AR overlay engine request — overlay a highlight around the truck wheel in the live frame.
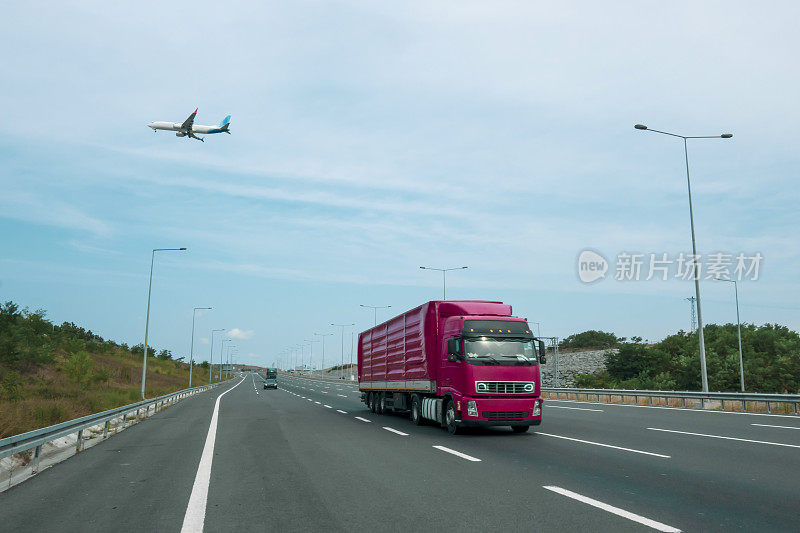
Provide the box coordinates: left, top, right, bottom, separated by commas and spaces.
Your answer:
445, 401, 459, 435
410, 396, 422, 425
512, 425, 530, 433
369, 393, 377, 413
376, 393, 385, 415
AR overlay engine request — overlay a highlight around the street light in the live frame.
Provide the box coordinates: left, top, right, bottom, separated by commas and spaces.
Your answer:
419, 266, 468, 300
221, 339, 232, 380
716, 277, 745, 392
331, 323, 355, 379
635, 124, 732, 392
532, 322, 542, 338
211, 329, 225, 382
315, 332, 333, 375
188, 307, 212, 388
304, 339, 318, 374
141, 247, 187, 399
360, 304, 391, 326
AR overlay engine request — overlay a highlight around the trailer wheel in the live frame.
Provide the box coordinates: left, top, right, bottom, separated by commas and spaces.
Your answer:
512, 425, 530, 433
376, 393, 385, 415
444, 400, 459, 435
368, 393, 377, 413
410, 396, 422, 425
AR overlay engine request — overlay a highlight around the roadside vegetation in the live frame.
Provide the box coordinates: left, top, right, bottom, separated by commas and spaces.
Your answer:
558, 330, 621, 350
573, 323, 800, 393
0, 301, 212, 438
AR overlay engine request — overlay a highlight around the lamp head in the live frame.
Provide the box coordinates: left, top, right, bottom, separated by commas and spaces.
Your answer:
721, 133, 733, 138
634, 124, 648, 130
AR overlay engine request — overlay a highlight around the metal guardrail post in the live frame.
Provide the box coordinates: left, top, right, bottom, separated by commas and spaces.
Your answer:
75, 430, 83, 453
103, 421, 109, 439
32, 445, 41, 474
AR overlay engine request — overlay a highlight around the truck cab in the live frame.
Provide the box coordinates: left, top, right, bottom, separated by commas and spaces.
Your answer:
263, 368, 278, 389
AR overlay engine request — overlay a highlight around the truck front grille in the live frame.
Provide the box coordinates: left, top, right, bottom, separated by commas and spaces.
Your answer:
475, 381, 534, 394
482, 411, 528, 420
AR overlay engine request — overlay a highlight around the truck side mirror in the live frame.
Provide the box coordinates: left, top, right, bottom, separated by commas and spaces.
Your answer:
447, 337, 462, 361
538, 340, 547, 364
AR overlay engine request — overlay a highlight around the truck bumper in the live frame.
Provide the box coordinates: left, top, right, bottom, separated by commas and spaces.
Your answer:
456, 396, 542, 426
457, 418, 541, 428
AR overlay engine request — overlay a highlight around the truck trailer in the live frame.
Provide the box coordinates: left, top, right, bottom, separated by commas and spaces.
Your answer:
359, 300, 546, 434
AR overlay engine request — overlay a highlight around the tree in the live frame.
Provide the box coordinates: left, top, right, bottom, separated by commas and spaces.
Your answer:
560, 330, 619, 350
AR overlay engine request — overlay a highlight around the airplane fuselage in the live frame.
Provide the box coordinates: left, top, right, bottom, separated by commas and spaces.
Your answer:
147, 122, 228, 135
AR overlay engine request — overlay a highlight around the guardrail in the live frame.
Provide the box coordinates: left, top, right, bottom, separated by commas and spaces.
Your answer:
0, 379, 231, 473
541, 387, 800, 415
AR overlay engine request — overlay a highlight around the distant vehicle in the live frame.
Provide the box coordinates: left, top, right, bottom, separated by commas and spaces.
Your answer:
359, 300, 546, 434
263, 368, 278, 389
147, 108, 231, 142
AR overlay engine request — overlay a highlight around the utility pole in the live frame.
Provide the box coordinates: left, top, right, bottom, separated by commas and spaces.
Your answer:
331, 323, 355, 379
315, 333, 333, 376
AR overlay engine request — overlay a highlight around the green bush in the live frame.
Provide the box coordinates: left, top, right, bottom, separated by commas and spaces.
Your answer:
560, 330, 620, 350
63, 351, 93, 385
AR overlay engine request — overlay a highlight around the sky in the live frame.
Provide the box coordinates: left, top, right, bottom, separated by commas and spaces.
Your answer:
2, 1, 799, 369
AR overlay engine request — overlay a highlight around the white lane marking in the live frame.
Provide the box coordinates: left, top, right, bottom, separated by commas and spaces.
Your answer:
548, 405, 603, 412
314, 401, 321, 405
354, 416, 372, 423
535, 432, 670, 458
307, 399, 313, 402
321, 391, 328, 394
337, 394, 347, 397
547, 398, 800, 419
336, 409, 348, 414
324, 405, 332, 408
647, 427, 800, 449
181, 378, 245, 533
383, 427, 409, 436
752, 423, 800, 430
432, 445, 481, 462
542, 486, 681, 532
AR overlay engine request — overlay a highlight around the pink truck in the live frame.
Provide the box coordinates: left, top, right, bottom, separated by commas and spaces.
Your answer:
358, 300, 546, 434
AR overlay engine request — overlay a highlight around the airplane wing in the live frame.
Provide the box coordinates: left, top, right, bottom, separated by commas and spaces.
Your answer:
181, 108, 198, 131
187, 131, 204, 142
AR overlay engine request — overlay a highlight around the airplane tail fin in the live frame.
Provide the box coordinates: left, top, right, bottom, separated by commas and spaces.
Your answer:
219, 115, 231, 131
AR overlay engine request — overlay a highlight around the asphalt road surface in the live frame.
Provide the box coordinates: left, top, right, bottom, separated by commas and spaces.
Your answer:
3, 373, 800, 532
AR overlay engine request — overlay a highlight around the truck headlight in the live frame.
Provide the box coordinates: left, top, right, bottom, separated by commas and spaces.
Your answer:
467, 401, 478, 417
476, 382, 487, 392
524, 383, 534, 392
532, 400, 541, 417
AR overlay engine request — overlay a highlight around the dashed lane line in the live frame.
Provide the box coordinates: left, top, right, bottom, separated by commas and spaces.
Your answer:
536, 432, 670, 458
542, 486, 681, 532
383, 427, 409, 436
324, 405, 332, 408
432, 445, 481, 462
647, 427, 800, 449
751, 423, 800, 430
336, 410, 348, 414
354, 417, 372, 423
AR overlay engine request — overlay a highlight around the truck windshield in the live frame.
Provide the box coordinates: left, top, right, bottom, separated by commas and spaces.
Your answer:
464, 338, 538, 366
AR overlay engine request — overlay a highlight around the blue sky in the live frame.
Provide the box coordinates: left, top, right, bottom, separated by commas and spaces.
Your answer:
2, 2, 799, 368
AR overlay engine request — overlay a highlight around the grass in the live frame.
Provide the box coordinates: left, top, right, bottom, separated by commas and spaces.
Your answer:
0, 348, 213, 438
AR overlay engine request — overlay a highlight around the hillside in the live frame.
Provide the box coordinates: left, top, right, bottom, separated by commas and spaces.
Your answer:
0, 301, 214, 438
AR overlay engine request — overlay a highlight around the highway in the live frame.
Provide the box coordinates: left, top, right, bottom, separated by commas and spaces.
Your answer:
3, 373, 800, 532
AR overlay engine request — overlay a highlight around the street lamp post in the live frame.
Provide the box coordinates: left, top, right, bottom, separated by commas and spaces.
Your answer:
635, 124, 732, 392
210, 329, 224, 383
331, 323, 355, 379
716, 278, 745, 392
304, 339, 318, 374
189, 307, 212, 388
315, 332, 333, 375
419, 266, 468, 300
140, 247, 187, 399
221, 339, 231, 381
532, 322, 542, 338
360, 304, 391, 326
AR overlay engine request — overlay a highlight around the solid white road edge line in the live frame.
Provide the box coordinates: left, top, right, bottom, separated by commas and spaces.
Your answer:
354, 417, 372, 423
383, 427, 409, 436
542, 486, 680, 532
752, 423, 800, 430
181, 377, 245, 533
547, 398, 800, 419
647, 427, 800, 448
548, 405, 604, 412
432, 445, 481, 462
536, 432, 670, 458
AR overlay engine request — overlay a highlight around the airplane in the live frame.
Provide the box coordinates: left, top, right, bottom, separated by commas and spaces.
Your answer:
147, 109, 231, 142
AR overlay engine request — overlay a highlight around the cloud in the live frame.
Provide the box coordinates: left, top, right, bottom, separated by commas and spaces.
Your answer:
227, 328, 254, 340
